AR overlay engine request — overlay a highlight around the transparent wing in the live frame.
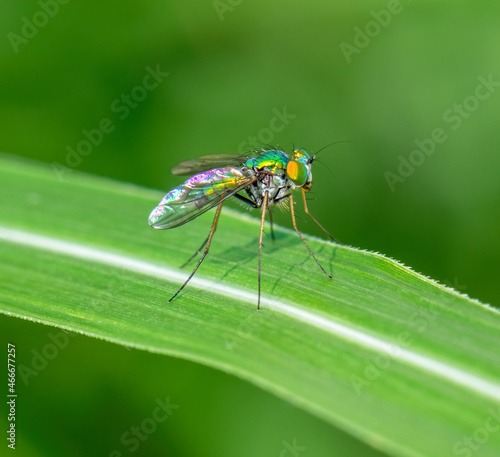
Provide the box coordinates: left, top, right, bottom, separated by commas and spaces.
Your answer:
149, 167, 256, 229
171, 154, 252, 175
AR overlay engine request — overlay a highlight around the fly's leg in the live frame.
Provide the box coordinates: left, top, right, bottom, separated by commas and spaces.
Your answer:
233, 193, 258, 208
290, 194, 332, 279
169, 203, 224, 302
235, 192, 275, 242
180, 234, 210, 268
257, 192, 269, 310
301, 188, 341, 243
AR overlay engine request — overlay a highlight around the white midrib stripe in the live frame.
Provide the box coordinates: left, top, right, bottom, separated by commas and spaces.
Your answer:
1, 226, 499, 401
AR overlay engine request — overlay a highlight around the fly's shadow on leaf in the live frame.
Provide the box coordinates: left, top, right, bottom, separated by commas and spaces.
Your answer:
211, 231, 338, 287
214, 239, 258, 282
269, 242, 338, 295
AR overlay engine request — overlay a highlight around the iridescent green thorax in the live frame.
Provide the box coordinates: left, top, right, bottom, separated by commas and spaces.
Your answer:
244, 150, 290, 174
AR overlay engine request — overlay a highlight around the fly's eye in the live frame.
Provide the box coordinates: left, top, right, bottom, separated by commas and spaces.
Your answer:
287, 160, 308, 187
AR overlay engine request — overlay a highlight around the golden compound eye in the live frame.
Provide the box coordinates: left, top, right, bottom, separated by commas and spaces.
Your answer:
287, 160, 308, 187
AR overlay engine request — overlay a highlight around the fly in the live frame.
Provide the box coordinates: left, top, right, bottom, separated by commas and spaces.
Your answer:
148, 148, 336, 309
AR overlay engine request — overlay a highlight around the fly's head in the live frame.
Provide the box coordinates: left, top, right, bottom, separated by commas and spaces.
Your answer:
287, 148, 314, 191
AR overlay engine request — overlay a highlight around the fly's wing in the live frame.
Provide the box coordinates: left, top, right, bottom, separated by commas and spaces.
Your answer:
171, 154, 252, 175
149, 167, 256, 229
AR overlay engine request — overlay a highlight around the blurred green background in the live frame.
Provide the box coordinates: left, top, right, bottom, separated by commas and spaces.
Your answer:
1, 0, 499, 456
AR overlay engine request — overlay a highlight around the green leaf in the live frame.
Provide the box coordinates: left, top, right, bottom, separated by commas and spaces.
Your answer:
1, 153, 499, 457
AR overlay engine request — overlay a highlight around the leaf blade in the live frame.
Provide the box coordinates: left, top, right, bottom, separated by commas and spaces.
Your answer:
1, 153, 500, 457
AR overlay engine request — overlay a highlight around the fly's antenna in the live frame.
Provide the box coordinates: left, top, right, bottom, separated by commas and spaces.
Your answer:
308, 140, 354, 164
309, 140, 353, 195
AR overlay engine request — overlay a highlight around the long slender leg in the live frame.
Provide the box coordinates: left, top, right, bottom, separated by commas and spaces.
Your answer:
302, 189, 341, 243
180, 234, 209, 268
257, 192, 269, 310
290, 194, 332, 279
169, 203, 224, 302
